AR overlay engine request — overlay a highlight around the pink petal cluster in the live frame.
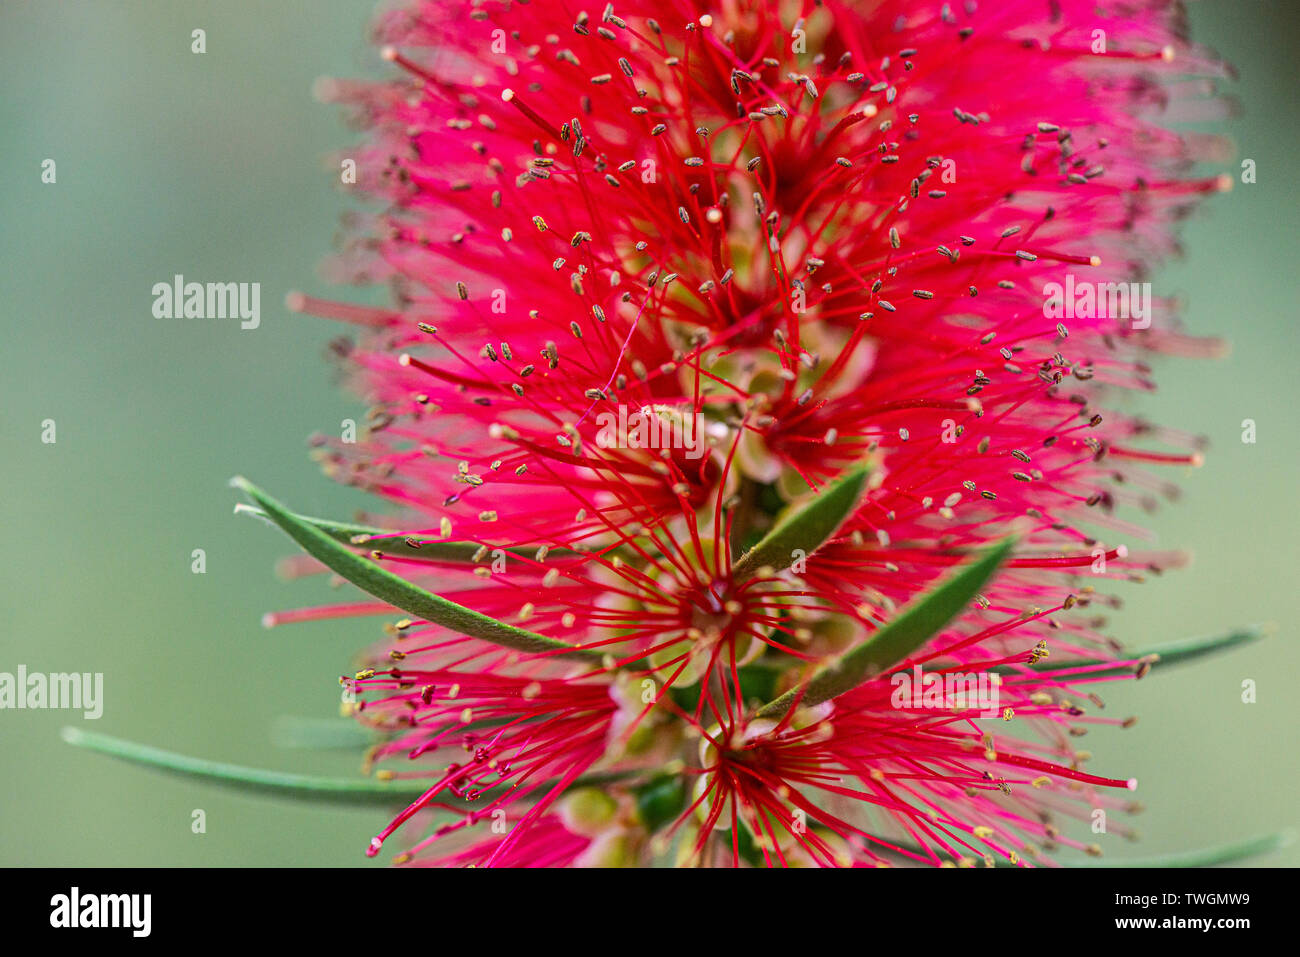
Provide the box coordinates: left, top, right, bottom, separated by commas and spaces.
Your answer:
282, 0, 1230, 866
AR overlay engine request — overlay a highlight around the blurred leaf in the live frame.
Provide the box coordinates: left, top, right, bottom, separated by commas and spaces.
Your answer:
634, 775, 688, 832
1005, 624, 1271, 679
718, 824, 765, 867
876, 830, 1293, 868
1070, 831, 1294, 868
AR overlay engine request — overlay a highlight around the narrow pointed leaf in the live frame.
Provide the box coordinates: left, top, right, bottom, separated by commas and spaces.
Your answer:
1001, 624, 1270, 679
872, 831, 1293, 868
729, 466, 869, 582
235, 503, 589, 563
756, 539, 1014, 718
62, 727, 434, 805
63, 727, 638, 808
232, 477, 599, 661
1070, 831, 1293, 868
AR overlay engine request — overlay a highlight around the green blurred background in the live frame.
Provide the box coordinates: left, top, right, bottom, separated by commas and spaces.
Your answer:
1, 1, 1295, 866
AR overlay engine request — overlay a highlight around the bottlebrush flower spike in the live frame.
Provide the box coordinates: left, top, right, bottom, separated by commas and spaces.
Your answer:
259, 0, 1243, 866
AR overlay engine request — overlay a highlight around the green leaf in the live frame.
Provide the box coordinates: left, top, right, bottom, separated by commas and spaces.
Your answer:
755, 539, 1014, 719
634, 774, 688, 833
62, 726, 434, 805
231, 477, 600, 662
63, 726, 637, 807
872, 831, 1293, 868
235, 503, 589, 563
1070, 831, 1294, 868
1003, 624, 1270, 679
729, 465, 869, 582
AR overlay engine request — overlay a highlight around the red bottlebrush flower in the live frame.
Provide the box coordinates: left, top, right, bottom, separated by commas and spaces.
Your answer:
271, 0, 1233, 866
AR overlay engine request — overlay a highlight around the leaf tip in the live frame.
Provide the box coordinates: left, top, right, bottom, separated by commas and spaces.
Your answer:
839, 462, 870, 492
